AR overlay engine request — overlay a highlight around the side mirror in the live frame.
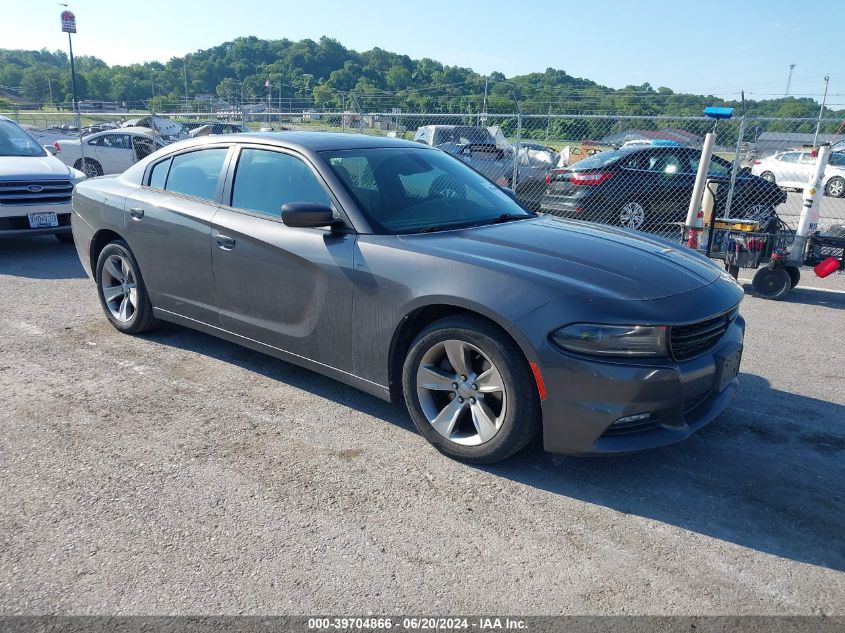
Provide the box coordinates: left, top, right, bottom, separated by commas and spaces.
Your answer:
44, 145, 58, 156
502, 187, 517, 199
281, 202, 335, 228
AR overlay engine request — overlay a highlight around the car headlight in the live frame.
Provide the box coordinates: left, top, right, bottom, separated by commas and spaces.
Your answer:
69, 167, 86, 185
550, 323, 668, 357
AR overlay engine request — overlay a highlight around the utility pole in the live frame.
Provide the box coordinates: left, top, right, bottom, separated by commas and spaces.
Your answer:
785, 63, 796, 96
47, 77, 54, 109
813, 75, 830, 148
482, 76, 488, 124
183, 58, 189, 113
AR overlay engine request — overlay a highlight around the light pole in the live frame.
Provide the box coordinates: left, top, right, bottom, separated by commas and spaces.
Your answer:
60, 6, 85, 171
785, 63, 796, 96
813, 75, 830, 148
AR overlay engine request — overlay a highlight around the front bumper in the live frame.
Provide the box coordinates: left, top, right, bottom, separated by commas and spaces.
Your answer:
513, 295, 745, 455
0, 202, 73, 237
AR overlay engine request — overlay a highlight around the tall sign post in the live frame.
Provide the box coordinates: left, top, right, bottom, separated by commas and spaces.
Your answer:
61, 9, 86, 173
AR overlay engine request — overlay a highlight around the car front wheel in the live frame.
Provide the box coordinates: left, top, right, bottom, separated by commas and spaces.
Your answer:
402, 315, 539, 463
825, 176, 845, 198
95, 240, 158, 334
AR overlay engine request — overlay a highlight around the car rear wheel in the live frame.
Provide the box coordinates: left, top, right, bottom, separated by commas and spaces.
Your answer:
825, 176, 845, 198
618, 201, 648, 230
75, 158, 103, 178
760, 171, 776, 184
402, 315, 539, 463
95, 240, 158, 334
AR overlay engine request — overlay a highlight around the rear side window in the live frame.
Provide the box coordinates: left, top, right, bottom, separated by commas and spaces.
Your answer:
231, 149, 331, 218
148, 157, 171, 189
165, 149, 228, 202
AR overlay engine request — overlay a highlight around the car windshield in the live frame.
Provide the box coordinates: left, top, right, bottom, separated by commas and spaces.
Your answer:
0, 119, 47, 157
321, 147, 534, 234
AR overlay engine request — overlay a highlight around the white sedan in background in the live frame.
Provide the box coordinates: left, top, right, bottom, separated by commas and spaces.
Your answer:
751, 150, 845, 198
52, 128, 165, 177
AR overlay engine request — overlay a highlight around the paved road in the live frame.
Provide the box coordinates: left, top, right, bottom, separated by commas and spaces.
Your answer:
1, 237, 843, 615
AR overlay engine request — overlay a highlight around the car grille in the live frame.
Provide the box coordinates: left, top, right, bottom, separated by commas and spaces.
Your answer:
0, 180, 73, 206
669, 310, 734, 361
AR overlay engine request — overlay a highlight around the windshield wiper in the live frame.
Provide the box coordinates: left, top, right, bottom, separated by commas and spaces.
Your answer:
406, 214, 530, 234
483, 213, 531, 225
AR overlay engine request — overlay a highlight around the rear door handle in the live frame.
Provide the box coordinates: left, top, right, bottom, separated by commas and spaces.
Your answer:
129, 207, 144, 220
216, 235, 236, 250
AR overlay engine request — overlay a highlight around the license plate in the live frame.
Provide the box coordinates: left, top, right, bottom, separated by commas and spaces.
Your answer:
28, 212, 59, 228
717, 350, 742, 392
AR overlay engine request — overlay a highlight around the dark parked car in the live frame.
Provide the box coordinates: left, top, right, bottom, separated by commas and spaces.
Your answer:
541, 146, 788, 230
72, 132, 745, 463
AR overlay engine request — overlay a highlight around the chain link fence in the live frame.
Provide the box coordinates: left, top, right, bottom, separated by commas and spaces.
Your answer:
6, 109, 844, 240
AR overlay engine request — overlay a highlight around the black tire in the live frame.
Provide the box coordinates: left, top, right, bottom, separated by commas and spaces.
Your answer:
55, 232, 74, 244
751, 267, 792, 300
786, 266, 801, 288
401, 315, 540, 464
95, 240, 158, 334
825, 176, 845, 199
760, 171, 776, 184
75, 158, 103, 178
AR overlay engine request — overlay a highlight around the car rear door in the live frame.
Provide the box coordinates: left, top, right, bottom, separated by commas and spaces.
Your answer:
123, 145, 232, 325
91, 133, 135, 173
210, 145, 355, 371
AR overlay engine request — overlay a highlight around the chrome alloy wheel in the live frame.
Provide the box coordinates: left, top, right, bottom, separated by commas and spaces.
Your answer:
100, 254, 137, 322
619, 202, 645, 229
415, 339, 507, 446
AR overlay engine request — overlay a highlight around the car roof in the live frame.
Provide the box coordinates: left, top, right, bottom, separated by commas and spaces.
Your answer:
168, 131, 428, 152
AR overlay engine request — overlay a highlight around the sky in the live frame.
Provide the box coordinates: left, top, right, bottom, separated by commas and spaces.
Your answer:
3, 0, 844, 105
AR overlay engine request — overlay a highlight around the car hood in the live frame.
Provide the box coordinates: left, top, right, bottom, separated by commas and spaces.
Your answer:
0, 154, 74, 181
398, 215, 724, 301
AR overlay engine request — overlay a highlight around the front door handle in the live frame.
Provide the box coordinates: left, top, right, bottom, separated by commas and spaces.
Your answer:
129, 207, 144, 220
216, 235, 236, 250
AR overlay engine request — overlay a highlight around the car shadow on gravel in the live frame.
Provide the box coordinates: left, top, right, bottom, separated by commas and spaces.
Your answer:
0, 236, 87, 279
482, 372, 845, 572
138, 321, 845, 572
141, 322, 416, 434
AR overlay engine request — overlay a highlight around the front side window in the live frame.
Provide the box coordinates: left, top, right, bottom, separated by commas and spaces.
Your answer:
231, 148, 332, 218
164, 148, 228, 201
322, 147, 533, 234
779, 152, 799, 163
690, 156, 731, 176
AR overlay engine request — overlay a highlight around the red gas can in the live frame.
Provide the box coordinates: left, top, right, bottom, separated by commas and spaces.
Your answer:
814, 256, 841, 278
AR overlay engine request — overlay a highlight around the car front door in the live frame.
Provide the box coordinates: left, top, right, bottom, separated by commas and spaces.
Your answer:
90, 133, 135, 173
646, 148, 697, 222
210, 145, 355, 371
123, 146, 232, 325
774, 151, 803, 188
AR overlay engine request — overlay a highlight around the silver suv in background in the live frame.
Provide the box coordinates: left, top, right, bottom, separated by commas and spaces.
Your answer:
0, 116, 85, 242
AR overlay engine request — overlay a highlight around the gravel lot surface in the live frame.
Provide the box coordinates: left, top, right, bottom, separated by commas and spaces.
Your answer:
1, 236, 843, 615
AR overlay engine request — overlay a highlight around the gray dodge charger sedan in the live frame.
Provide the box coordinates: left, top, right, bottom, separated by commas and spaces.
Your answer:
71, 132, 745, 463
